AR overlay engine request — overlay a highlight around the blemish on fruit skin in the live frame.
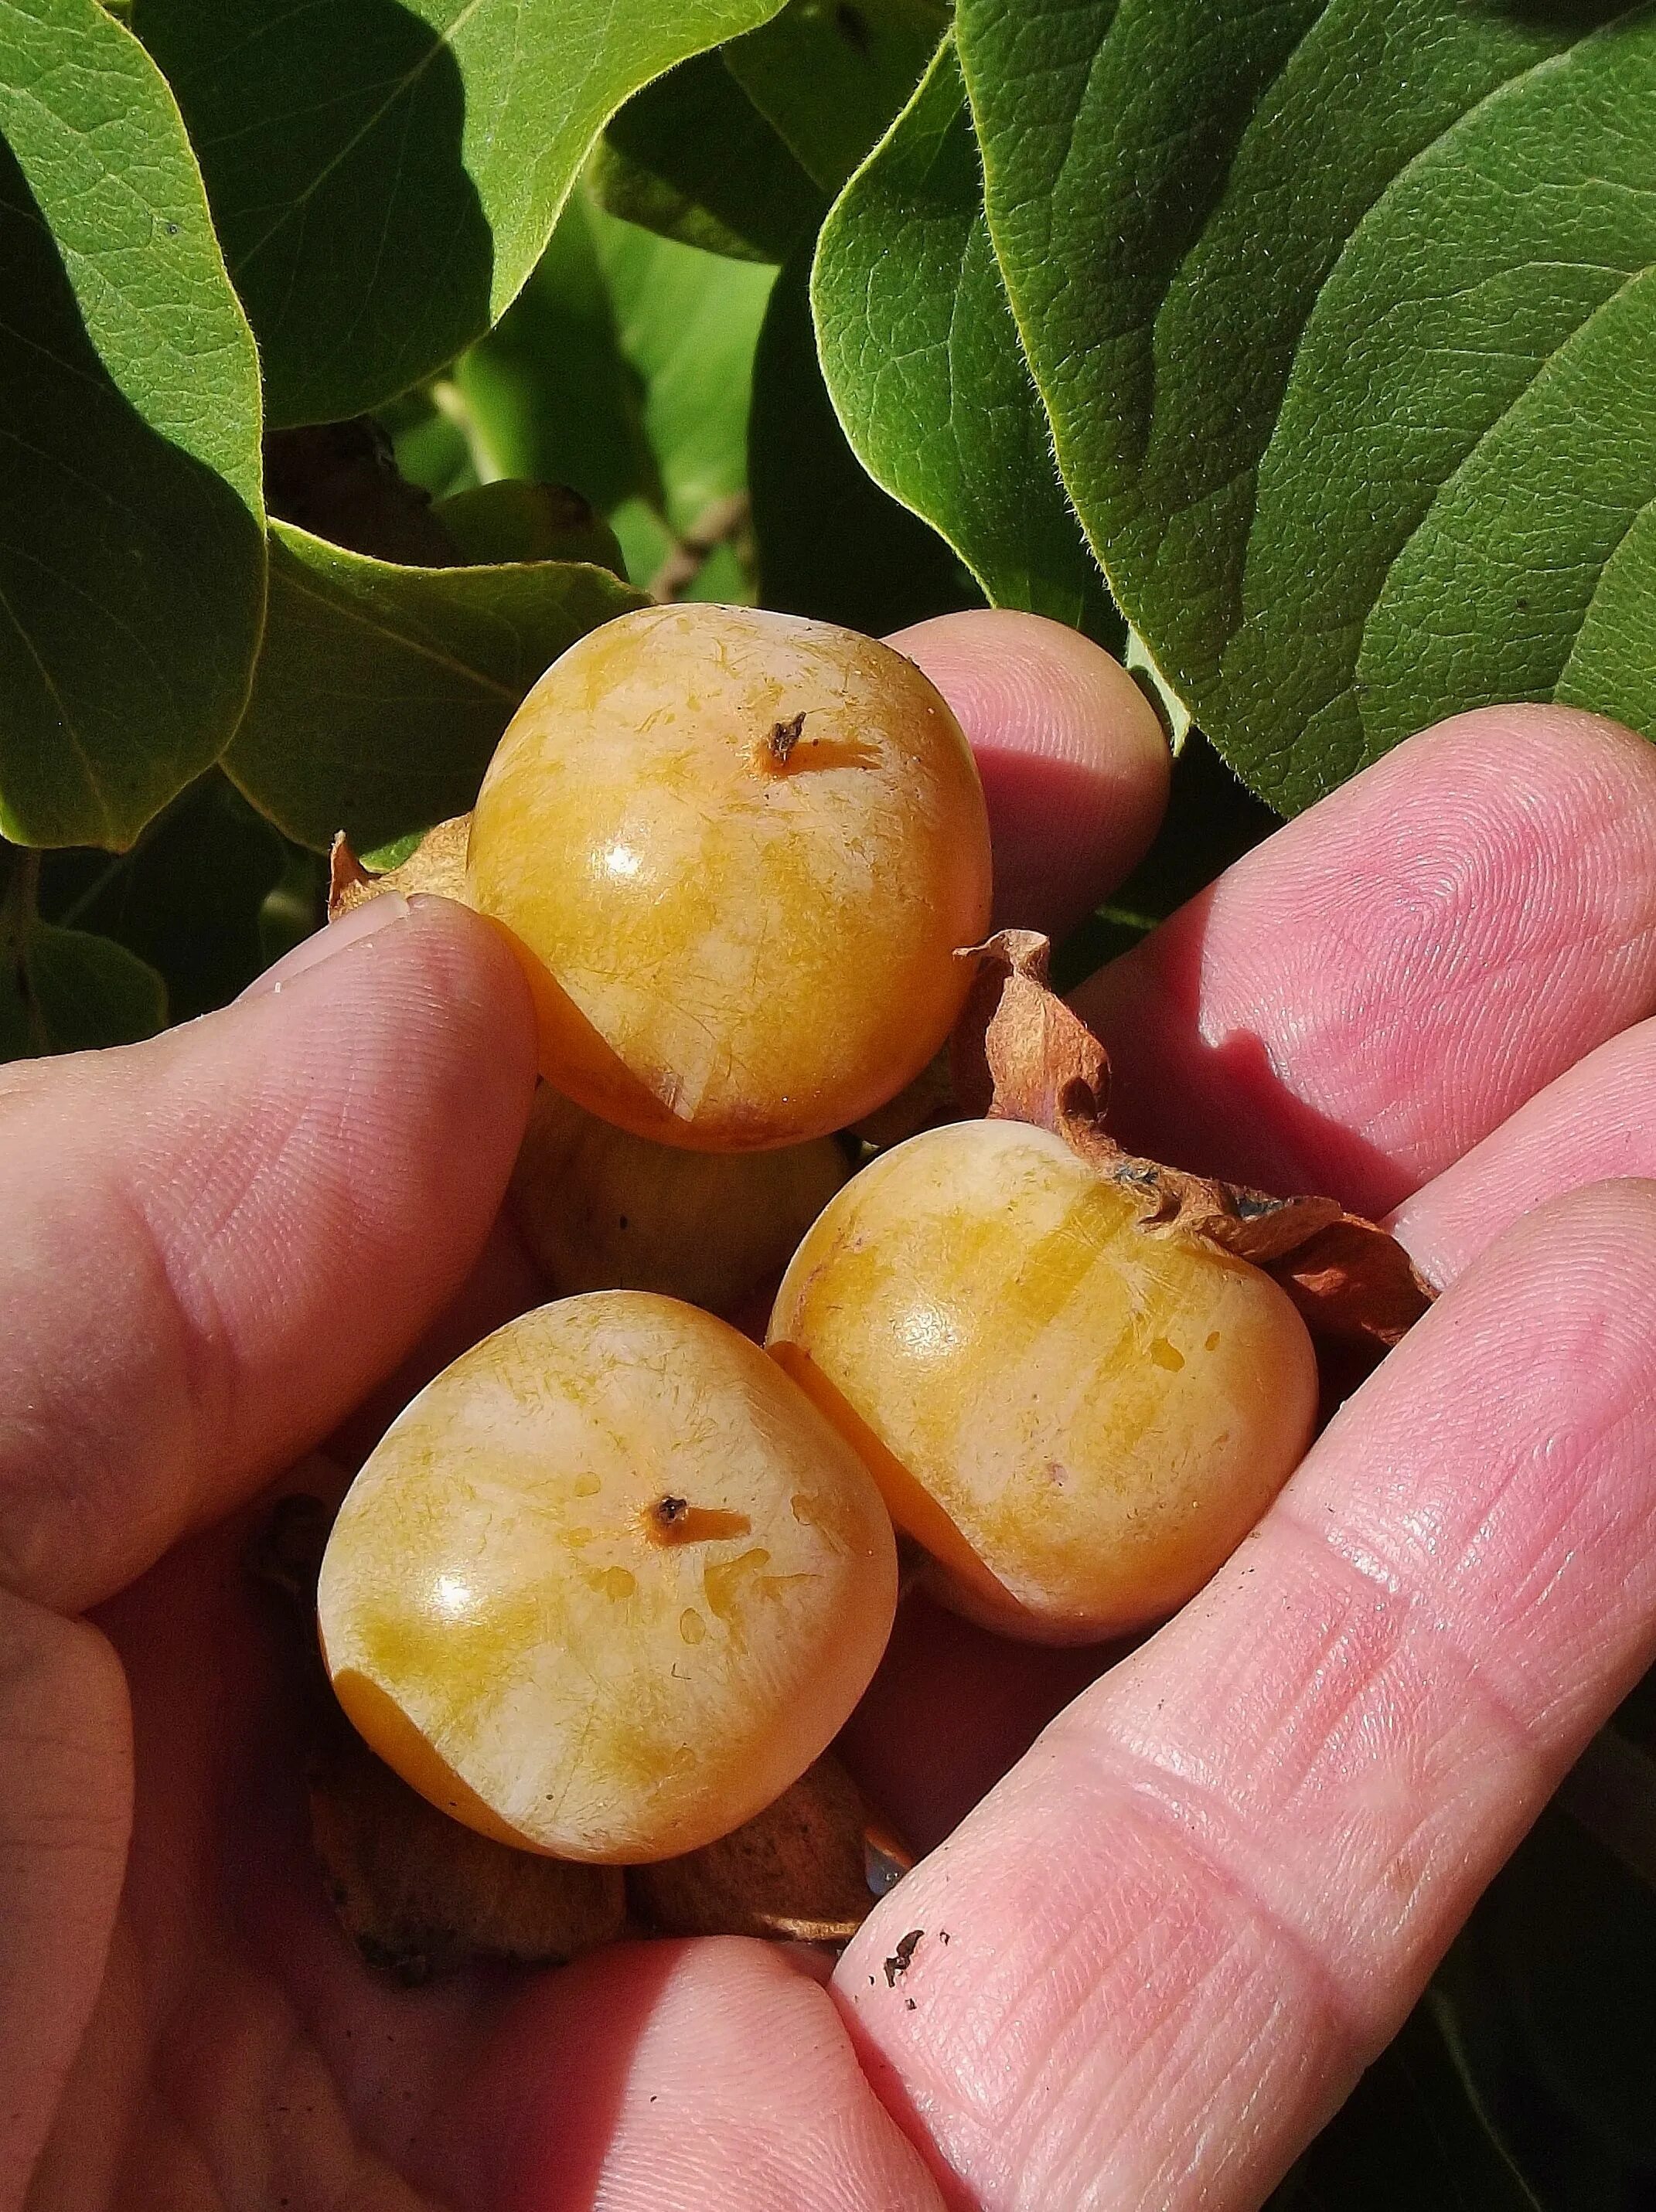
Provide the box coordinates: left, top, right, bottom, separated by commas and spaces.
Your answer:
703, 1549, 773, 1649
589, 1566, 637, 1601
680, 1608, 706, 1645
1205, 1332, 1222, 1353
1150, 1337, 1185, 1372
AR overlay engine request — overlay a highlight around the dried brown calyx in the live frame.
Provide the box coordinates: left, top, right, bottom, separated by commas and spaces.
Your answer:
329, 814, 472, 920
958, 931, 1434, 1354
629, 1752, 913, 1943
248, 1496, 911, 1980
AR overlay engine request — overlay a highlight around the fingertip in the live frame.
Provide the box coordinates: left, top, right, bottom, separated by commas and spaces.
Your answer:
888, 610, 1170, 941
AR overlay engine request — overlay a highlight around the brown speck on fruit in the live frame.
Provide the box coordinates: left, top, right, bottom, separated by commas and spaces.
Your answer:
646, 1499, 754, 1547
884, 1928, 923, 1986
752, 714, 878, 777
766, 712, 806, 765
905, 1996, 917, 2010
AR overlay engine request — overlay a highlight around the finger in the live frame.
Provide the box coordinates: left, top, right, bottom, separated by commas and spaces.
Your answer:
835, 1181, 1656, 2212
0, 1591, 130, 2207
0, 896, 536, 1614
1078, 706, 1656, 1215
1392, 1014, 1656, 1287
417, 1940, 946, 2212
889, 610, 1170, 944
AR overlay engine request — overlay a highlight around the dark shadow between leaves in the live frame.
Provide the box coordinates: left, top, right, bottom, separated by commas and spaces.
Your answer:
1463, 0, 1638, 27
749, 250, 984, 635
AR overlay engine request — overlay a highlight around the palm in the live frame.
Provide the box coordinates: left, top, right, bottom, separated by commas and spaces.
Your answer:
9, 617, 1656, 2212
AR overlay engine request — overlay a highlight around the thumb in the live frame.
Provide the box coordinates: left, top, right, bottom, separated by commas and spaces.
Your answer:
0, 895, 536, 1613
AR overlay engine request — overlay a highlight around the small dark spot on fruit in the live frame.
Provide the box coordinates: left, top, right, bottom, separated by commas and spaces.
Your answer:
618, 1214, 629, 1230
905, 1996, 917, 2010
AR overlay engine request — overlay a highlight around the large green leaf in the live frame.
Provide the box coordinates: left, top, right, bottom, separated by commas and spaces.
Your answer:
0, 0, 264, 849
750, 250, 981, 634
137, 0, 789, 426
958, 0, 1656, 812
589, 49, 823, 264
813, 37, 1117, 641
727, 0, 948, 192
452, 195, 774, 597
224, 522, 643, 850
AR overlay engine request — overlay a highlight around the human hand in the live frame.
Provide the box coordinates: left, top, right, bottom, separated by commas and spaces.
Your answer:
5, 611, 1654, 2210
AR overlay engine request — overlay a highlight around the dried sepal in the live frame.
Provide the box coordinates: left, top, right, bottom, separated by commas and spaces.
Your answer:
328, 813, 472, 921
628, 1753, 911, 1945
962, 932, 1433, 1351
308, 1724, 625, 1984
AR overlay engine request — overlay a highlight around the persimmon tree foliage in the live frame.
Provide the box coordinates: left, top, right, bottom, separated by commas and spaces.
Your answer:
2, 0, 1654, 2193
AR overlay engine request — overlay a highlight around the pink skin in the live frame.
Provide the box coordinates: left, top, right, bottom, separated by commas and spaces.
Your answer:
3, 607, 1656, 2210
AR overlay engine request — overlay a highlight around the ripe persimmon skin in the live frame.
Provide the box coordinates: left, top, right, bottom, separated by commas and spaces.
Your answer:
466, 604, 993, 1152
510, 1082, 850, 1315
317, 1294, 898, 1863
768, 1120, 1320, 1644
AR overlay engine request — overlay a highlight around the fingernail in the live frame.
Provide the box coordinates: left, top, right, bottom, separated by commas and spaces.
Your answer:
240, 891, 412, 1001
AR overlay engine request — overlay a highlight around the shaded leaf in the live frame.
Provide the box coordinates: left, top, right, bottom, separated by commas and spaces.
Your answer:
814, 36, 1119, 642
0, 0, 264, 849
138, 0, 790, 425
1269, 1999, 1545, 2210
435, 482, 625, 576
727, 0, 948, 192
1484, 1807, 1656, 2173
2, 891, 167, 1060
750, 248, 981, 632
957, 0, 1656, 812
39, 774, 288, 1019
590, 48, 823, 264
224, 522, 643, 851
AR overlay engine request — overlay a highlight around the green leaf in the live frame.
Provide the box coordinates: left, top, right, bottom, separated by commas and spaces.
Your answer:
750, 247, 983, 633
0, 0, 265, 849
813, 36, 1118, 643
590, 49, 823, 264
136, 0, 789, 427
1, 905, 167, 1060
39, 773, 288, 1019
435, 482, 626, 576
224, 520, 644, 850
958, 0, 1656, 812
454, 194, 774, 595
727, 0, 948, 192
